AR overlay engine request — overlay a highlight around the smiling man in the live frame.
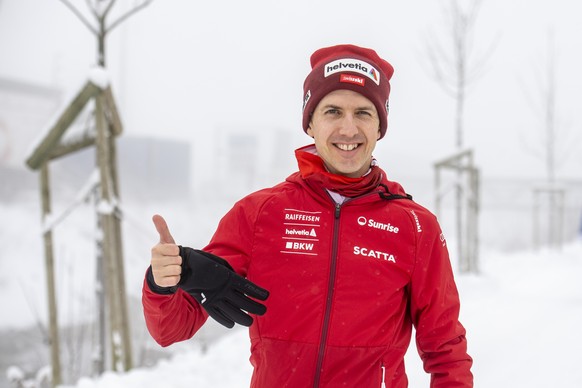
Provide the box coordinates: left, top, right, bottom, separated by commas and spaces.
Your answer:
307, 89, 381, 177
143, 44, 473, 387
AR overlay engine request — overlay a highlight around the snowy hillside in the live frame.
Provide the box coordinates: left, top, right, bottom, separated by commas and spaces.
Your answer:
53, 242, 582, 388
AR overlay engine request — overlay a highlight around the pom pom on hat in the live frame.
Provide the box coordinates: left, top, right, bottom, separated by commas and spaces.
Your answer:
302, 44, 394, 139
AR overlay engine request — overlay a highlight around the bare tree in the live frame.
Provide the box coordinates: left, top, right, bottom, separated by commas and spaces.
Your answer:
424, 0, 493, 150
519, 30, 577, 186
55, 0, 152, 379
541, 30, 558, 186
58, 0, 153, 66
521, 30, 578, 249
424, 0, 494, 273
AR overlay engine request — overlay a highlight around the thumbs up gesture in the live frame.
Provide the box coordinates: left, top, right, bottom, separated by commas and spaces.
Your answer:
149, 214, 270, 328
150, 214, 182, 287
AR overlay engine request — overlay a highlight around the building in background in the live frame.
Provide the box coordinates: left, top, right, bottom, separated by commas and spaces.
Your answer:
0, 75, 191, 202
0, 76, 62, 199
209, 125, 303, 202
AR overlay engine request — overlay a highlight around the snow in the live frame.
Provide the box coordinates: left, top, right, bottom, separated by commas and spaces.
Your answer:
64, 331, 253, 388
6, 366, 24, 382
96, 198, 116, 215
1, 192, 581, 387
23, 67, 109, 164
6, 365, 50, 388
87, 67, 110, 90
58, 242, 582, 388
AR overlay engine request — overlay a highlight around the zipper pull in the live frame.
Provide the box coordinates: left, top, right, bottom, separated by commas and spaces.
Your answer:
334, 203, 341, 219
381, 365, 386, 388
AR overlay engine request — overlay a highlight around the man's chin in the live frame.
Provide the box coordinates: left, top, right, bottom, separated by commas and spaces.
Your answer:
334, 168, 363, 178
325, 159, 367, 178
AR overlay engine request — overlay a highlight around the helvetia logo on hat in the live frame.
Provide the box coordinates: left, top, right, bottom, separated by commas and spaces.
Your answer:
324, 58, 381, 85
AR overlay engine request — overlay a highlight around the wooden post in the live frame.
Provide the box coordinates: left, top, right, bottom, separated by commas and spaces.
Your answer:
434, 149, 480, 273
548, 189, 556, 248
40, 164, 62, 387
467, 167, 479, 273
456, 160, 465, 272
105, 95, 133, 371
26, 71, 132, 378
557, 190, 565, 250
434, 165, 441, 219
44, 0, 152, 374
93, 186, 106, 375
532, 186, 565, 250
95, 92, 132, 371
25, 82, 101, 170
26, 64, 133, 382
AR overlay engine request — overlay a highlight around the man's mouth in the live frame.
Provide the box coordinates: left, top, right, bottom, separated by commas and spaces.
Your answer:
335, 143, 360, 151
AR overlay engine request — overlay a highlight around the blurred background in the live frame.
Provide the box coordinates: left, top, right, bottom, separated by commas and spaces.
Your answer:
1, 0, 581, 387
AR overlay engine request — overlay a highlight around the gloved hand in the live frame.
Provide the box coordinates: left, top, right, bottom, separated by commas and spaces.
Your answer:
178, 246, 269, 329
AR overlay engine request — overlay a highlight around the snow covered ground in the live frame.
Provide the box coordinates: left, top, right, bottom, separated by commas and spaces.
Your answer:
61, 242, 582, 388
2, 195, 581, 387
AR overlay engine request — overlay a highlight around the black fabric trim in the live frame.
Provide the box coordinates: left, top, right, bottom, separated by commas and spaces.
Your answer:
146, 266, 177, 295
378, 183, 413, 201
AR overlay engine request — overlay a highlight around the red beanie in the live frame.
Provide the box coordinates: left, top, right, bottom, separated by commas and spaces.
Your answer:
302, 44, 394, 139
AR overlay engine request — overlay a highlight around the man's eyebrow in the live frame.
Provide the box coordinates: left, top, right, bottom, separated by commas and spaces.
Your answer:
320, 104, 341, 110
320, 104, 375, 110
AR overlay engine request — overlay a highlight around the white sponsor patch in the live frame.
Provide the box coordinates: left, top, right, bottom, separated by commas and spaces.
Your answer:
285, 228, 317, 237
285, 241, 314, 251
354, 246, 396, 263
324, 58, 380, 85
281, 209, 322, 256
410, 210, 422, 233
357, 216, 399, 234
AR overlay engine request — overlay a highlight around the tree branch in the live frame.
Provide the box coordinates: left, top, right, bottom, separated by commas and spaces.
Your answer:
58, 0, 98, 35
85, 0, 100, 20
106, 0, 153, 33
102, 0, 117, 20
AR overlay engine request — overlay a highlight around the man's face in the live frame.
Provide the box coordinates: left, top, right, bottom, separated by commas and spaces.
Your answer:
307, 89, 381, 178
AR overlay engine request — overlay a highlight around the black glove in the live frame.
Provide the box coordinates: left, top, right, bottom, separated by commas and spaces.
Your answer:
177, 246, 269, 329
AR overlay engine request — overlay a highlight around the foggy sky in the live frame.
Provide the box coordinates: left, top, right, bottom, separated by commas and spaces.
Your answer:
1, 0, 581, 189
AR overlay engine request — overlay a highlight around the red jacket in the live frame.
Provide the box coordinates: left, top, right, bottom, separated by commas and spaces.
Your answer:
143, 150, 473, 388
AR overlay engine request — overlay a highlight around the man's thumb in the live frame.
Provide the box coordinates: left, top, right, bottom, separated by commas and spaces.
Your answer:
152, 214, 176, 244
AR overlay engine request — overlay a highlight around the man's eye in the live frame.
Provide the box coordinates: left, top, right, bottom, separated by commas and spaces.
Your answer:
325, 109, 340, 115
357, 110, 372, 116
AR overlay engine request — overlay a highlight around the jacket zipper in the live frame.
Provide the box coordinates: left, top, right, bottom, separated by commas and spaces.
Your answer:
312, 190, 384, 387
313, 202, 342, 388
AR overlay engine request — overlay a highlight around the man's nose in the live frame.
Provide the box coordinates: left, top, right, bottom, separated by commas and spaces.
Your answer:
338, 114, 358, 137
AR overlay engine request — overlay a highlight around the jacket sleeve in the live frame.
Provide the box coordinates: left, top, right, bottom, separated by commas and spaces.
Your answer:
142, 268, 208, 347
202, 197, 258, 276
142, 196, 260, 347
142, 192, 263, 346
408, 211, 473, 387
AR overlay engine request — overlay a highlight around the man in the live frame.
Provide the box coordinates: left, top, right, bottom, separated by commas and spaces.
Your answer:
143, 44, 473, 387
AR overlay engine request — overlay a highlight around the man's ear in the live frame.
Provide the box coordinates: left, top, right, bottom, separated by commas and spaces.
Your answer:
307, 125, 315, 138
377, 128, 381, 140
